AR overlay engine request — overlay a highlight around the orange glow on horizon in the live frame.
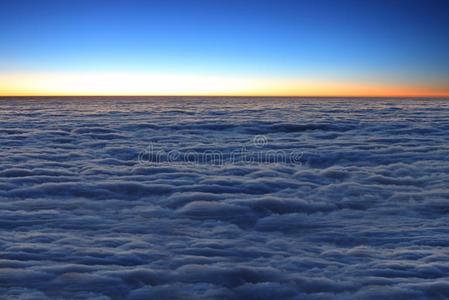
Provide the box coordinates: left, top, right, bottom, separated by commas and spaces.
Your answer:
1, 72, 448, 98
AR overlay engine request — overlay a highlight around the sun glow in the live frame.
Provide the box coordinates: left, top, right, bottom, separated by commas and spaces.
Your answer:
1, 72, 448, 97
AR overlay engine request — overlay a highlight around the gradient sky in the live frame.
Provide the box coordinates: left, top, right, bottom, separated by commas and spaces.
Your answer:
1, 0, 449, 96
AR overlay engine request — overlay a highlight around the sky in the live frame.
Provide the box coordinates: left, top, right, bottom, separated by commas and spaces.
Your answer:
0, 0, 448, 96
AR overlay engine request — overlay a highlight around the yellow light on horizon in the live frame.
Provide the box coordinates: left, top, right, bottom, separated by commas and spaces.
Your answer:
1, 72, 448, 97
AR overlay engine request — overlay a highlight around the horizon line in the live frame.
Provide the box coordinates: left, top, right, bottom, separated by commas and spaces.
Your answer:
1, 95, 449, 98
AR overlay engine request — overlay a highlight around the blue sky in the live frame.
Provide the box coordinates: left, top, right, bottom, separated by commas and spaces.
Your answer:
1, 0, 448, 95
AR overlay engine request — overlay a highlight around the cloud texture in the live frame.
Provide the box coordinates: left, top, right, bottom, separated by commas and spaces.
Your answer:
1, 97, 449, 299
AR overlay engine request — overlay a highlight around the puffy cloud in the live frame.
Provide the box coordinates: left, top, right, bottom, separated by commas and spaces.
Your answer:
1, 97, 449, 299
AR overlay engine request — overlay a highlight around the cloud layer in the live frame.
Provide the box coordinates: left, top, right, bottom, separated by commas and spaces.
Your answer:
1, 97, 449, 299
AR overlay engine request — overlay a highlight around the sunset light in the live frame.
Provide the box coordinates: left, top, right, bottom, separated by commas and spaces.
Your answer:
1, 72, 448, 97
